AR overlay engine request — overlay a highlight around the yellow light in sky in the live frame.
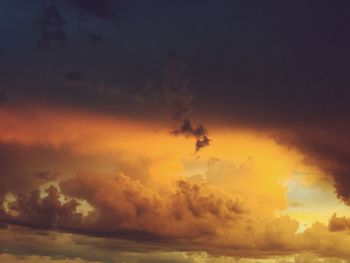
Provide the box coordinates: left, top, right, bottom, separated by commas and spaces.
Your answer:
0, 105, 348, 229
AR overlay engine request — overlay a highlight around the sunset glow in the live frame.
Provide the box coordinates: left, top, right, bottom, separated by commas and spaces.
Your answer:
2, 1, 350, 262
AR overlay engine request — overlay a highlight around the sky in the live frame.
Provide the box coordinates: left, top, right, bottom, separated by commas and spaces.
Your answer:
1, 0, 350, 262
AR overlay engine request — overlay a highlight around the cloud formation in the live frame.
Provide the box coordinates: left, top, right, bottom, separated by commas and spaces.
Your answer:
172, 119, 210, 152
1, 166, 350, 259
60, 172, 245, 239
275, 128, 350, 205
2, 185, 83, 230
0, 104, 349, 260
164, 54, 211, 152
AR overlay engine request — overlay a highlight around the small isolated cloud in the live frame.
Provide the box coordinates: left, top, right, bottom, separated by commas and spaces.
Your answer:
163, 54, 211, 153
172, 119, 210, 152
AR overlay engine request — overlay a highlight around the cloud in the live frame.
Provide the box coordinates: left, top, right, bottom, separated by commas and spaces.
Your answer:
1, 104, 350, 259
172, 119, 210, 152
163, 54, 211, 153
274, 128, 350, 205
2, 167, 350, 259
0, 253, 98, 263
328, 214, 350, 232
0, 143, 61, 199
163, 54, 193, 121
58, 172, 245, 239
36, 5, 67, 50
4, 177, 350, 260
2, 185, 83, 230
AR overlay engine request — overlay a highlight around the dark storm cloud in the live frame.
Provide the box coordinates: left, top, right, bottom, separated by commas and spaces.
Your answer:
33, 0, 119, 50
172, 119, 210, 152
175, 1, 350, 201
36, 4, 66, 50
163, 54, 193, 121
275, 128, 350, 204
3, 0, 350, 205
164, 54, 211, 152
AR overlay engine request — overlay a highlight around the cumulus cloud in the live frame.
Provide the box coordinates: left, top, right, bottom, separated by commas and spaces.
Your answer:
328, 214, 350, 232
59, 172, 245, 239
2, 169, 350, 260
0, 169, 245, 240
1, 105, 350, 260
2, 185, 83, 230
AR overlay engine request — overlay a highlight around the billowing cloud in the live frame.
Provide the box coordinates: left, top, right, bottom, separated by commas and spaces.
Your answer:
3, 174, 350, 259
1, 172, 245, 240
0, 104, 349, 261
274, 128, 350, 206
2, 185, 83, 230
4, 1, 350, 261
328, 214, 350, 232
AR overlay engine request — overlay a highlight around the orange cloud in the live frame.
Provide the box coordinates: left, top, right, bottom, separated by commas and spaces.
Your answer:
1, 104, 348, 260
